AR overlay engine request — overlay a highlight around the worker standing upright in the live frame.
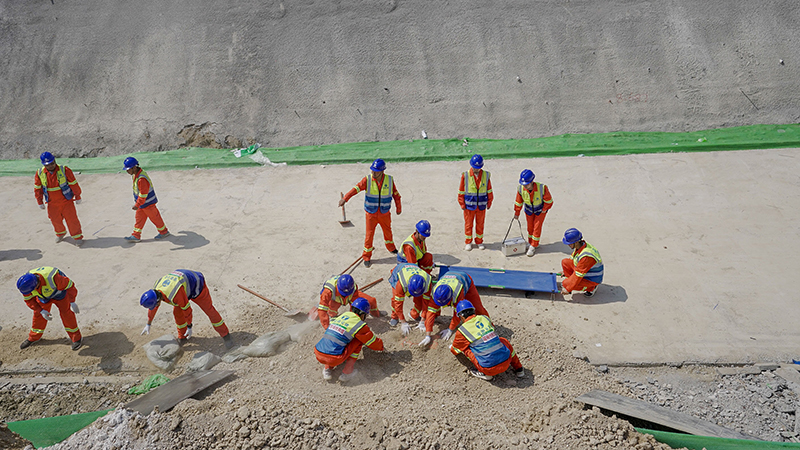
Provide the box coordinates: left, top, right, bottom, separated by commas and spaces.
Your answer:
513, 169, 553, 257
338, 159, 402, 268
34, 152, 84, 246
559, 228, 604, 297
397, 220, 435, 274
16, 267, 83, 350
318, 274, 380, 329
123, 157, 170, 242
314, 298, 384, 382
458, 154, 493, 251
388, 263, 433, 336
419, 270, 490, 347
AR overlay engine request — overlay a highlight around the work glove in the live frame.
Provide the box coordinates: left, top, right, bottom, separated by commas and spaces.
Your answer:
185, 326, 193, 339
40, 310, 53, 321
439, 328, 454, 341
141, 324, 151, 335
70, 303, 80, 314
400, 322, 411, 336
418, 336, 432, 347
416, 321, 426, 331
39, 204, 45, 210
396, 207, 402, 215
513, 214, 519, 221
75, 199, 82, 205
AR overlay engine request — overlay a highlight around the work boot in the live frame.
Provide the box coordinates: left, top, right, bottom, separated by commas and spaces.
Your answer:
154, 232, 171, 240
583, 290, 595, 298
55, 235, 65, 243
469, 369, 493, 381
124, 235, 140, 242
339, 369, 358, 382
363, 260, 372, 268
222, 334, 235, 349
464, 243, 472, 251
515, 367, 525, 378
390, 249, 398, 255
178, 337, 188, 346
322, 368, 333, 381
75, 239, 84, 247
477, 243, 485, 250
526, 246, 536, 257
71, 339, 83, 351
389, 318, 399, 327
20, 339, 34, 350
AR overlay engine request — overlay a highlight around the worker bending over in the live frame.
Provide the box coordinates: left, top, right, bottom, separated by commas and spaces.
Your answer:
124, 157, 170, 242
458, 154, 493, 251
397, 220, 435, 274
388, 263, 433, 336
513, 169, 553, 257
559, 228, 604, 297
315, 298, 384, 382
318, 274, 379, 329
418, 270, 490, 347
16, 267, 83, 350
34, 152, 84, 246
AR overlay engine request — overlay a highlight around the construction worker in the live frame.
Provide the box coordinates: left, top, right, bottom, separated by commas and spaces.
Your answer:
16, 267, 83, 350
418, 270, 490, 347
397, 220, 435, 274
139, 269, 234, 349
449, 300, 524, 381
34, 152, 84, 246
338, 159, 402, 268
559, 228, 604, 297
123, 157, 170, 242
318, 274, 380, 329
388, 262, 433, 336
458, 154, 493, 251
513, 169, 553, 257
314, 298, 384, 382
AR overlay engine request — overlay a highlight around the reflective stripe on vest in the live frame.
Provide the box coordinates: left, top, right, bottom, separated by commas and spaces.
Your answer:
518, 182, 544, 215
154, 272, 189, 308
364, 174, 393, 214
38, 166, 74, 203
29, 266, 70, 301
397, 233, 426, 264
572, 243, 604, 284
320, 275, 354, 306
133, 169, 158, 208
392, 263, 430, 297
458, 315, 510, 368
173, 269, 206, 299
315, 312, 366, 355
463, 170, 490, 211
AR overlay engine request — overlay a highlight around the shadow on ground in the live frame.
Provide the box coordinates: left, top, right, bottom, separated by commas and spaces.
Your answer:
0, 249, 43, 262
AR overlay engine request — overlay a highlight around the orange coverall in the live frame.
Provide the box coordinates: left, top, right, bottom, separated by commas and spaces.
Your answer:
401, 233, 434, 273
458, 168, 493, 245
131, 167, 169, 239
422, 280, 489, 333
318, 287, 379, 329
23, 272, 82, 343
391, 277, 432, 323
450, 315, 522, 376
147, 284, 229, 339
513, 183, 553, 248
314, 322, 384, 374
343, 174, 402, 262
34, 165, 83, 241
561, 242, 600, 294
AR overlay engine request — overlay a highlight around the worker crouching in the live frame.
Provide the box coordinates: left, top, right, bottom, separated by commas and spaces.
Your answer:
559, 228, 603, 297
388, 263, 433, 336
17, 267, 83, 351
419, 270, 491, 347
315, 298, 384, 382
397, 220, 435, 274
317, 274, 380, 329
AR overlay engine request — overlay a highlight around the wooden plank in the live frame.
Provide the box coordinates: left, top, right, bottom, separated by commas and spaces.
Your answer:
576, 389, 758, 440
125, 370, 235, 416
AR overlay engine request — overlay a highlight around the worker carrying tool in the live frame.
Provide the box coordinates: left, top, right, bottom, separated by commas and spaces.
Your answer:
123, 157, 170, 242
397, 220, 435, 274
318, 274, 380, 329
16, 267, 83, 351
139, 269, 234, 349
513, 169, 553, 257
34, 152, 84, 246
314, 298, 384, 382
449, 300, 524, 381
417, 270, 491, 347
388, 263, 433, 336
458, 154, 493, 251
338, 159, 402, 268
559, 228, 604, 297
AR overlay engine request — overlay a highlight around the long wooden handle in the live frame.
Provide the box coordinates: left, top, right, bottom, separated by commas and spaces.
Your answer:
237, 284, 289, 312
340, 256, 363, 275
340, 192, 347, 221
360, 277, 383, 292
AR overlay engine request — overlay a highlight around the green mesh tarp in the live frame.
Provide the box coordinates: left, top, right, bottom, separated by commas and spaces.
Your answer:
127, 374, 170, 395
636, 427, 800, 450
1, 124, 799, 177
7, 409, 112, 448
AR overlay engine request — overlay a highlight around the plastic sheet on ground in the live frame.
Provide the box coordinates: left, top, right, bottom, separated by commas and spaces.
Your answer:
127, 374, 171, 395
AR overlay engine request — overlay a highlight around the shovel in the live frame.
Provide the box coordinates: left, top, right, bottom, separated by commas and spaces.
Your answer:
237, 284, 307, 318
339, 192, 353, 226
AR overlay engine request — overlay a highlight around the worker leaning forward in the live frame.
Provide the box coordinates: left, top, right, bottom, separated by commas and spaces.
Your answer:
397, 220, 435, 274
458, 154, 493, 251
16, 267, 83, 351
318, 274, 380, 329
418, 270, 491, 347
559, 228, 603, 298
513, 169, 553, 257
314, 298, 384, 383
338, 159, 401, 268
450, 300, 525, 381
388, 262, 433, 336
34, 152, 84, 246
139, 269, 234, 349
123, 157, 170, 243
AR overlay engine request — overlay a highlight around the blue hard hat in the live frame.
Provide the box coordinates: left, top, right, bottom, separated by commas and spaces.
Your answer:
470, 154, 484, 170
17, 273, 39, 295
519, 169, 535, 185
337, 274, 355, 297
455, 300, 475, 317
415, 220, 431, 238
562, 227, 583, 245
123, 157, 139, 170
40, 152, 55, 165
433, 284, 453, 306
370, 158, 386, 172
140, 290, 159, 310
408, 274, 426, 297
351, 297, 371, 316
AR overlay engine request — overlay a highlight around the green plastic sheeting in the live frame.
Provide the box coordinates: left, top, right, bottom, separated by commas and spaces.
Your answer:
1, 124, 799, 177
7, 409, 112, 448
127, 374, 171, 395
636, 427, 800, 450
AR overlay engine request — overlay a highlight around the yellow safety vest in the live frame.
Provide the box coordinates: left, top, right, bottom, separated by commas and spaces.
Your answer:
28, 266, 72, 301
364, 174, 394, 214
153, 272, 189, 309
37, 166, 75, 202
463, 170, 490, 211
517, 182, 544, 215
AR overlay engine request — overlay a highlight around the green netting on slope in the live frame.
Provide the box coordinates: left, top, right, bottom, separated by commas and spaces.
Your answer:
1, 124, 799, 177
636, 428, 800, 450
7, 409, 112, 448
